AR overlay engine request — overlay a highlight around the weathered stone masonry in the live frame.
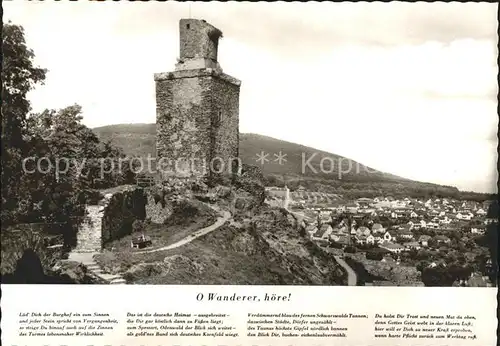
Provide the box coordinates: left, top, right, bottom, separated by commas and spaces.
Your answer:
101, 187, 146, 246
155, 19, 241, 179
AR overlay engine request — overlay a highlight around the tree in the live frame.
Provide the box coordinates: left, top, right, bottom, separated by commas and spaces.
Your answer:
449, 230, 461, 242
486, 200, 499, 218
20, 105, 99, 224
395, 236, 407, 244
483, 223, 498, 282
344, 246, 356, 253
1, 23, 135, 228
416, 260, 430, 273
427, 238, 438, 249
421, 266, 456, 287
414, 249, 430, 261
366, 251, 383, 261
329, 240, 343, 249
2, 23, 47, 221
25, 104, 137, 200
132, 220, 145, 234
406, 248, 419, 260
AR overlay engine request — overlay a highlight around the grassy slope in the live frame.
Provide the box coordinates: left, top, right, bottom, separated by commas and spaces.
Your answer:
103, 200, 217, 252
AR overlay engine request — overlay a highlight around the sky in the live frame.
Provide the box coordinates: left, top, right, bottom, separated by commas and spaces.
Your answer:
5, 1, 499, 193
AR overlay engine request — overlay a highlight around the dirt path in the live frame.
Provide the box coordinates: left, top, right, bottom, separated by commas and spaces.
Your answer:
134, 210, 231, 255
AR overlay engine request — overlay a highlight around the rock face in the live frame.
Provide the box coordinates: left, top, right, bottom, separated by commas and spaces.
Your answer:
0, 246, 99, 284
125, 207, 346, 285
144, 167, 265, 224
231, 164, 266, 214
145, 179, 195, 224
145, 193, 173, 224
51, 261, 101, 284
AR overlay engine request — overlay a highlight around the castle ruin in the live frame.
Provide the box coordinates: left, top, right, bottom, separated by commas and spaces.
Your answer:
155, 19, 241, 179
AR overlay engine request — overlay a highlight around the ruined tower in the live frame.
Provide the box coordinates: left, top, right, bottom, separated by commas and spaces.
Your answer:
155, 19, 241, 179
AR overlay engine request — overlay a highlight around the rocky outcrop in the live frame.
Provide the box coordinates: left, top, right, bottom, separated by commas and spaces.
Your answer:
144, 170, 263, 224
51, 260, 103, 284
122, 206, 346, 285
145, 193, 173, 224
230, 164, 266, 215
145, 178, 206, 221
65, 252, 126, 284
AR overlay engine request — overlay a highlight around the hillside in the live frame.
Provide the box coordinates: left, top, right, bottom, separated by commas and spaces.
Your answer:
92, 123, 478, 199
94, 123, 156, 158
93, 169, 347, 285
93, 123, 394, 178
95, 207, 347, 285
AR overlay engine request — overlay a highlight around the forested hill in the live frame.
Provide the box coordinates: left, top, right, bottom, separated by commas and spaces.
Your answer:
93, 123, 493, 201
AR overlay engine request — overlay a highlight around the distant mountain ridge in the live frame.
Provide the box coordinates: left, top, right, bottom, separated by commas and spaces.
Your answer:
92, 123, 491, 200
93, 123, 398, 179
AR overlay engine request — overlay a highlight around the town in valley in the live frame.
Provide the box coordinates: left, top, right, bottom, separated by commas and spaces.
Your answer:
266, 186, 497, 287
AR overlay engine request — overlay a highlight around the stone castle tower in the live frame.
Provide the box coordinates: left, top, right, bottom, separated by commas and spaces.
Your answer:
154, 19, 241, 178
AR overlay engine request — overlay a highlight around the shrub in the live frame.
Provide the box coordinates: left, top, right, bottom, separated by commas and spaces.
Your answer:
132, 220, 145, 234
344, 246, 356, 253
421, 266, 457, 287
366, 251, 384, 261
329, 241, 343, 249
79, 189, 103, 205
298, 225, 306, 237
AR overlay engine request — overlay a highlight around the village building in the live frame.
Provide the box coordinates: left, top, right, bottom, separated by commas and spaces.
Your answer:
371, 223, 385, 234
366, 234, 376, 245
434, 235, 451, 244
380, 241, 405, 254
403, 241, 421, 250
383, 231, 396, 242
356, 226, 371, 237
355, 234, 368, 245
418, 235, 432, 247
470, 227, 485, 235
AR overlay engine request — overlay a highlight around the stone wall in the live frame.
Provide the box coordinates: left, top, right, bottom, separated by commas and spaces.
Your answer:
179, 19, 222, 62
0, 227, 64, 276
155, 72, 212, 177
101, 187, 147, 246
210, 74, 240, 176
155, 69, 240, 179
